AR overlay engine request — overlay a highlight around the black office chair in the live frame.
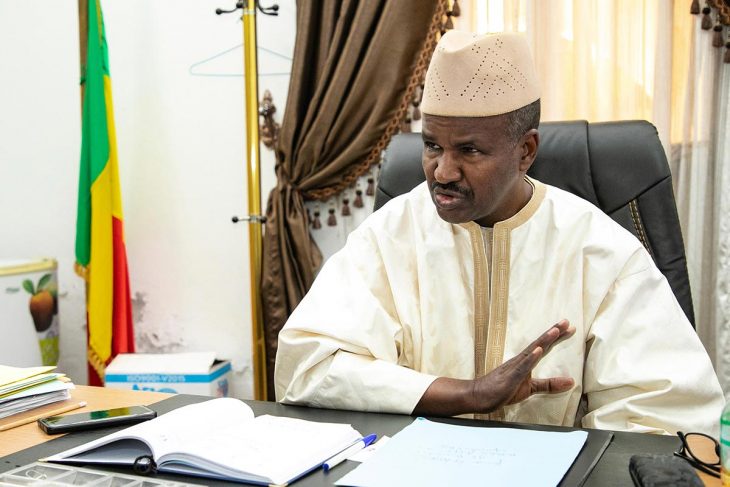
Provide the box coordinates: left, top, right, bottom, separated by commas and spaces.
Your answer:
374, 121, 695, 326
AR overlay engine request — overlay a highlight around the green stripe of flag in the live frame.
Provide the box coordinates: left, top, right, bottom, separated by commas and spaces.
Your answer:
75, 0, 112, 266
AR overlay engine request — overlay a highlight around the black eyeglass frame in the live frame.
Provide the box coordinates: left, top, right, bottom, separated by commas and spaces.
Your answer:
673, 431, 721, 479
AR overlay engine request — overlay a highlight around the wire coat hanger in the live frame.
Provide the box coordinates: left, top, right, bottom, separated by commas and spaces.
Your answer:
189, 43, 291, 77
192, 1, 288, 78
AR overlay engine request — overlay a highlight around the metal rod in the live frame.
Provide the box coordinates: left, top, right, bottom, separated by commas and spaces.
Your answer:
242, 2, 267, 401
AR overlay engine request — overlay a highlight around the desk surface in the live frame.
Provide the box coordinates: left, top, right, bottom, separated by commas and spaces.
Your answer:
0, 386, 719, 487
0, 385, 171, 457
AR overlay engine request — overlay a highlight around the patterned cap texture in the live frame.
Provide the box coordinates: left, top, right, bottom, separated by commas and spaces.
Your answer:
421, 30, 541, 117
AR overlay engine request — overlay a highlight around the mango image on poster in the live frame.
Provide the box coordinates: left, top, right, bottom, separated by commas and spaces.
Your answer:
22, 273, 59, 365
22, 274, 57, 332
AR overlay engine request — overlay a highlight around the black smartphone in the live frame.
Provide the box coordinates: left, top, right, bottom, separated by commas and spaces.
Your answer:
37, 405, 157, 434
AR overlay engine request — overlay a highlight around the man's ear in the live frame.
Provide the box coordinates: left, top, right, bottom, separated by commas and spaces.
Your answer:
519, 129, 539, 173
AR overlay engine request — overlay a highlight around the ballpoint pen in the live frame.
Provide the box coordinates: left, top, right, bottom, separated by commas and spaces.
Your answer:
323, 434, 378, 472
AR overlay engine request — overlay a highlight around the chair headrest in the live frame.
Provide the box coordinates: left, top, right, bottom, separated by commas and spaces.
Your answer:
376, 120, 671, 214
532, 121, 671, 213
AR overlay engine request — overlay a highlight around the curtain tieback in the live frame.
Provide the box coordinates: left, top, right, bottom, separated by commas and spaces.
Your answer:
274, 165, 303, 193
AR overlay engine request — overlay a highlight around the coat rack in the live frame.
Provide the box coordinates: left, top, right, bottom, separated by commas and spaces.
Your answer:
221, 0, 279, 401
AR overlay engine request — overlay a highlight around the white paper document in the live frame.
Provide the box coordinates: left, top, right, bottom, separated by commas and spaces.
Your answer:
0, 387, 72, 419
0, 365, 56, 388
335, 418, 588, 487
0, 368, 74, 420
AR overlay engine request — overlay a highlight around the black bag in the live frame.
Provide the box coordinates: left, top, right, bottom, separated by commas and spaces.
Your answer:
629, 454, 703, 487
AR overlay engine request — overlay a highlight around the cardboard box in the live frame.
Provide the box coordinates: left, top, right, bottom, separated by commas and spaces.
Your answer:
105, 352, 231, 397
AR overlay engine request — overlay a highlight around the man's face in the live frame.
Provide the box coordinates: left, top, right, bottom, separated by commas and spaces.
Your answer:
421, 114, 535, 227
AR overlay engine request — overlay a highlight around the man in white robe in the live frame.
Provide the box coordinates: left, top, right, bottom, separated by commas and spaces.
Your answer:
274, 31, 725, 435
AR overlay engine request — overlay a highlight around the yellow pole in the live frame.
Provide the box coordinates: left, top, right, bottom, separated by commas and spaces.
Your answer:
242, 2, 267, 400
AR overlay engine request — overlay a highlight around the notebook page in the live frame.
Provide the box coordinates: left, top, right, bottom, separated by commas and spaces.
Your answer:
47, 398, 255, 462
162, 414, 361, 485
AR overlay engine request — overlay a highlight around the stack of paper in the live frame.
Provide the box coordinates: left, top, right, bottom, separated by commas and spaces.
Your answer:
0, 365, 74, 420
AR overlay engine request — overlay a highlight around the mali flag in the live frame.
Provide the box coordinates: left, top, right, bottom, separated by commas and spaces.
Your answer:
75, 0, 134, 385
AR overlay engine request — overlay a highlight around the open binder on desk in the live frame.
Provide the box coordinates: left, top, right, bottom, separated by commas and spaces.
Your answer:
45, 398, 361, 486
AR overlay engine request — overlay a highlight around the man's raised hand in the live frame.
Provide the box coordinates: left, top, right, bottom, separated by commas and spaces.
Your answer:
413, 320, 575, 417
470, 319, 575, 412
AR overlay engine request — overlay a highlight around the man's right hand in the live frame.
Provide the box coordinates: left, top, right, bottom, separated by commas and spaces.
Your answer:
413, 320, 576, 417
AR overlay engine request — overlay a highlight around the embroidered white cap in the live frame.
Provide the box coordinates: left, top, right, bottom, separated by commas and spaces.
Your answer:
421, 30, 541, 117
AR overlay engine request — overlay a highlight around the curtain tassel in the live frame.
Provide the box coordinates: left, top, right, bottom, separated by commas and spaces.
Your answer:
366, 177, 375, 196
690, 0, 701, 14
444, 11, 454, 30
327, 207, 337, 226
312, 209, 322, 229
412, 100, 421, 121
341, 196, 351, 216
451, 0, 461, 17
724, 41, 730, 63
701, 7, 713, 30
401, 117, 412, 133
354, 189, 364, 208
713, 24, 724, 47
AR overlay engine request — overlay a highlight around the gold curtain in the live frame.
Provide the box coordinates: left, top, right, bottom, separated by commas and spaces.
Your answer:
260, 0, 448, 399
457, 0, 693, 156
458, 0, 730, 391
671, 4, 729, 390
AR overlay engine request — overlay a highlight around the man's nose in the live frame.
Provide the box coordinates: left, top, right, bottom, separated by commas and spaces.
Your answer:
433, 152, 461, 183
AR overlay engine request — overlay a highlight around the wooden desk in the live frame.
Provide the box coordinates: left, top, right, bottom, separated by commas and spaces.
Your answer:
686, 435, 721, 486
0, 387, 720, 486
0, 385, 170, 457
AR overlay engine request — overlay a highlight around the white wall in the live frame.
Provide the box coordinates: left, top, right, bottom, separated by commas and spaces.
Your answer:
0, 1, 86, 381
0, 0, 295, 399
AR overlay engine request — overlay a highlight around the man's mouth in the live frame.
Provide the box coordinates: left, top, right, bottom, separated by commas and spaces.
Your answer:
433, 188, 467, 209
